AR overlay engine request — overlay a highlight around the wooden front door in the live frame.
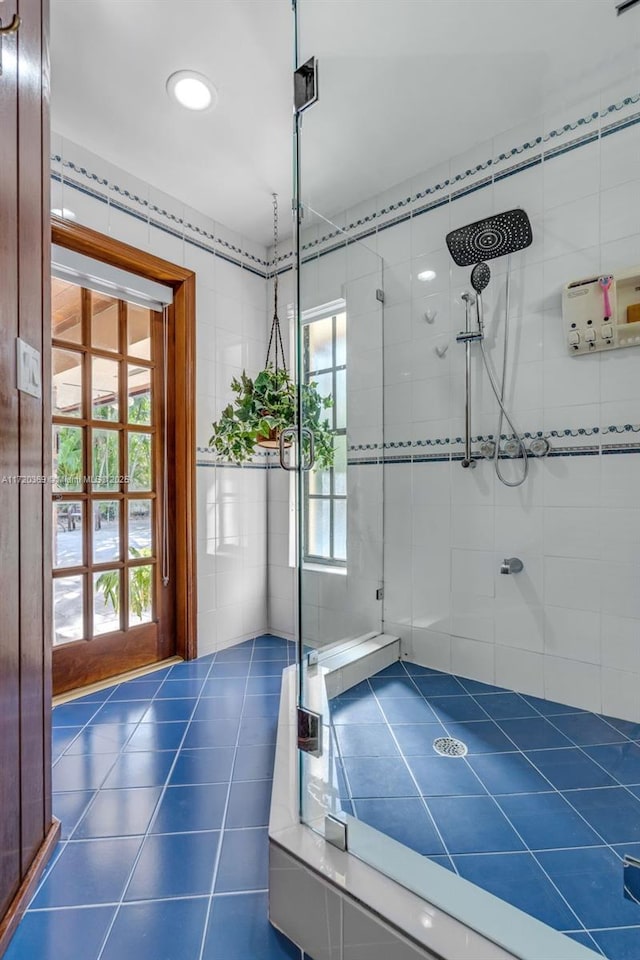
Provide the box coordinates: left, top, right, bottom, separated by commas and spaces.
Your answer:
0, 0, 60, 948
51, 278, 176, 693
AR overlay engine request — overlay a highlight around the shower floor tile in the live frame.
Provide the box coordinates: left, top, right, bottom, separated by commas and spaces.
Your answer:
4, 635, 303, 960
332, 661, 640, 955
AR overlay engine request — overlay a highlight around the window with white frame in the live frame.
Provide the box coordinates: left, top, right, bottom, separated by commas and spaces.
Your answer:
303, 303, 347, 566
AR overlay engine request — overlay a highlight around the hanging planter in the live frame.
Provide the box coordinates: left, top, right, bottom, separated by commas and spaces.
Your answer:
209, 195, 335, 469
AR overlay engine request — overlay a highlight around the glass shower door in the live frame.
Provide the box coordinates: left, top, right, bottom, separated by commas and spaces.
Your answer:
293, 199, 385, 833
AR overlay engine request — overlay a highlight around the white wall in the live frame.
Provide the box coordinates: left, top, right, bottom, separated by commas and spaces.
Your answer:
51, 134, 270, 655
271, 78, 640, 721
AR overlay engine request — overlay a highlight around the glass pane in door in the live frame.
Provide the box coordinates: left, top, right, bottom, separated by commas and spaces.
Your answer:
52, 348, 83, 417
52, 278, 82, 344
53, 576, 84, 645
128, 500, 153, 555
53, 425, 83, 492
128, 433, 152, 491
92, 429, 120, 491
93, 569, 121, 635
92, 357, 120, 421
91, 293, 119, 352
93, 501, 121, 563
127, 303, 151, 360
128, 364, 152, 424
53, 501, 84, 567
128, 565, 153, 626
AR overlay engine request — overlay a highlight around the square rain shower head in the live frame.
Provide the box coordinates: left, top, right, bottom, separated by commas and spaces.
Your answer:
446, 208, 533, 266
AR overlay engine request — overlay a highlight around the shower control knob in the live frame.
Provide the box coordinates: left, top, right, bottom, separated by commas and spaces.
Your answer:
503, 438, 521, 458
479, 440, 496, 459
529, 437, 550, 458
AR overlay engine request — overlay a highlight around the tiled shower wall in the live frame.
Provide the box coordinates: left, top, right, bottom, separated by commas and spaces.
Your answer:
266, 254, 386, 648
51, 135, 270, 655
272, 78, 640, 722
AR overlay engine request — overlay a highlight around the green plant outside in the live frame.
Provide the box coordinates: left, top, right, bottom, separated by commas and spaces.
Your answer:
209, 365, 335, 468
55, 394, 152, 491
95, 547, 152, 622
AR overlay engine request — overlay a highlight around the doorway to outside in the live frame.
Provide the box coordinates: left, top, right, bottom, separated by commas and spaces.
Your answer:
50, 219, 197, 695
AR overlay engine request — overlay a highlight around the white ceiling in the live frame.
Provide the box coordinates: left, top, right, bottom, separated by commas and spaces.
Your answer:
51, 0, 640, 247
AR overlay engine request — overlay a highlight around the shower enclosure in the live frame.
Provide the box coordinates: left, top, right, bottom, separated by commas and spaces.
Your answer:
285, 2, 640, 957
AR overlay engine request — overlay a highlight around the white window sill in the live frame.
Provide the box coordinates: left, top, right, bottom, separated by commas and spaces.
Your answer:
302, 562, 347, 576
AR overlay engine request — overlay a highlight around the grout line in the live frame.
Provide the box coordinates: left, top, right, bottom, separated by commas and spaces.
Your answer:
27, 887, 274, 914
401, 670, 594, 937
339, 661, 640, 942
37, 638, 298, 960
196, 638, 258, 960
91, 644, 224, 960
363, 674, 461, 875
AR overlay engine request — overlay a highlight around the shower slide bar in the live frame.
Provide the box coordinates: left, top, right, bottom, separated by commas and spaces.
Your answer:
456, 292, 482, 468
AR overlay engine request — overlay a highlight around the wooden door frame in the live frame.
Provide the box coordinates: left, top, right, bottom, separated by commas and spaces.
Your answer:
51, 216, 197, 663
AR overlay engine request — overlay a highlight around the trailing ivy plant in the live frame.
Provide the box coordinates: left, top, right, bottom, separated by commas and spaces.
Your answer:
209, 364, 335, 469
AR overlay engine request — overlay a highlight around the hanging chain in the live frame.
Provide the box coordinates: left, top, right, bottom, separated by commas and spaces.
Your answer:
265, 192, 287, 375
273, 191, 279, 264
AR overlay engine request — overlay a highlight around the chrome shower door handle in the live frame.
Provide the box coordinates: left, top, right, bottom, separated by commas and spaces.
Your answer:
278, 427, 298, 471
301, 427, 315, 471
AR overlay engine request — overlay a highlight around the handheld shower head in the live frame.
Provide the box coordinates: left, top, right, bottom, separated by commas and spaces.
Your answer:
471, 262, 491, 294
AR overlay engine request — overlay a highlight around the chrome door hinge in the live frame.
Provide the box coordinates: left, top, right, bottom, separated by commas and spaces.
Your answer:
294, 57, 318, 113
376, 586, 384, 601
325, 815, 348, 851
298, 706, 322, 757
376, 289, 385, 303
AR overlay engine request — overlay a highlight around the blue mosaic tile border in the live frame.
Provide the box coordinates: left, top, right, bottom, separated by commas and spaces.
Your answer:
52, 88, 640, 281
273, 89, 640, 271
51, 163, 269, 279
345, 424, 640, 466
195, 445, 273, 470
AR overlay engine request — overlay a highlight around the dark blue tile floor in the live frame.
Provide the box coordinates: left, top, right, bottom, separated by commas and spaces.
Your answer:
331, 662, 640, 959
5, 635, 305, 960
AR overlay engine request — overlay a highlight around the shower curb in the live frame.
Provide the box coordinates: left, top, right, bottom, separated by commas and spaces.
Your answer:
268, 664, 600, 960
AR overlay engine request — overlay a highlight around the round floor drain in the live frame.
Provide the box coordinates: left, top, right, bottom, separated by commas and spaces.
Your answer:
433, 737, 468, 757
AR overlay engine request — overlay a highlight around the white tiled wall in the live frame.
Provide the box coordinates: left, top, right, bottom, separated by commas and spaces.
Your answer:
265, 256, 385, 648
377, 89, 640, 721
52, 135, 270, 655
269, 80, 640, 721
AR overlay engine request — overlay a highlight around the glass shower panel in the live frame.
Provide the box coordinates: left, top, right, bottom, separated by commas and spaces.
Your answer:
296, 202, 385, 834
292, 2, 607, 959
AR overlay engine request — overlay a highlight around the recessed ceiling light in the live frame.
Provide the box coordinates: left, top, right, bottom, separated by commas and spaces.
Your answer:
417, 269, 437, 282
166, 70, 218, 112
51, 208, 76, 220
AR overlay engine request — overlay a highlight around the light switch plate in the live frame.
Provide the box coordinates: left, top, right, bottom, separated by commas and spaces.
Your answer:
16, 338, 41, 399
